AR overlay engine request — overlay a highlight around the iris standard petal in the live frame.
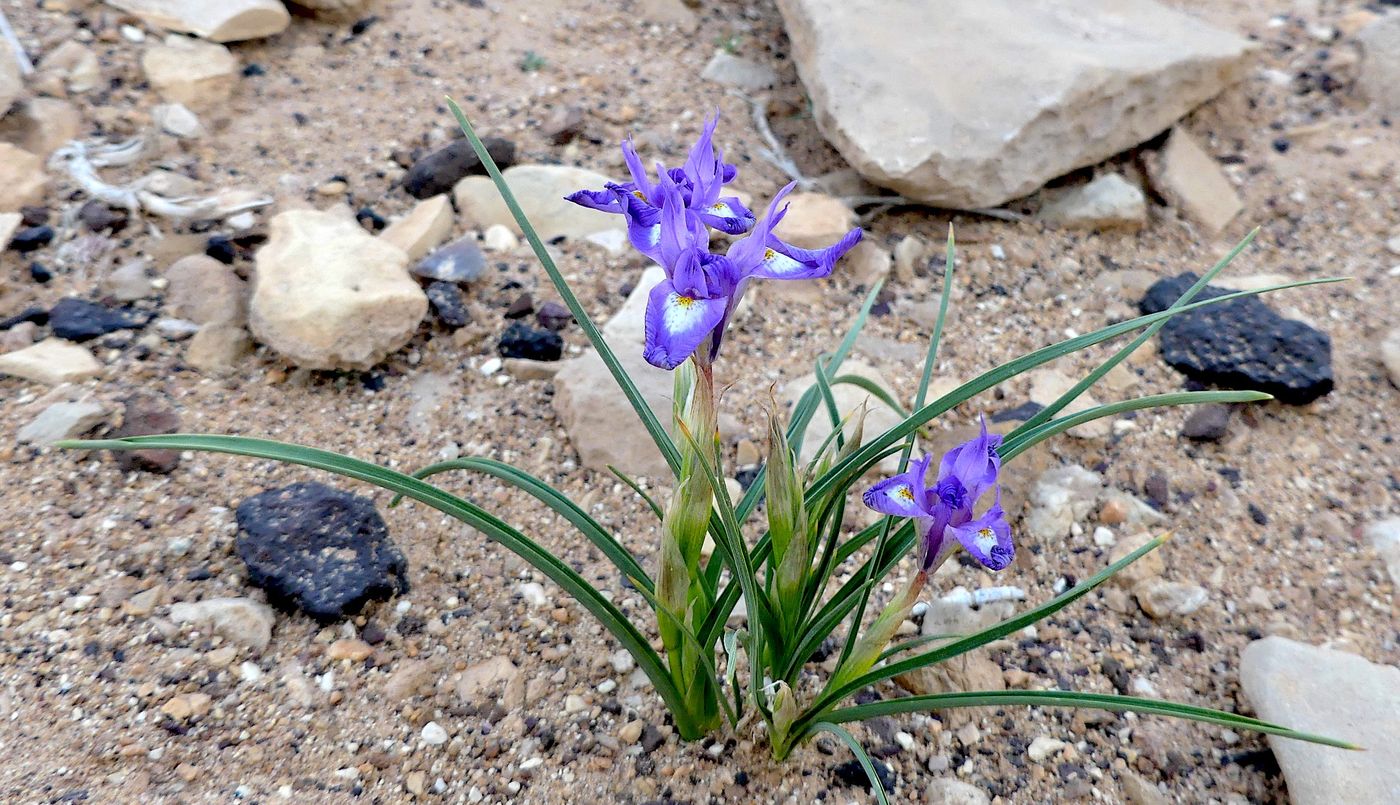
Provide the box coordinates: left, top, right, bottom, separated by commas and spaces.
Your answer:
642, 280, 728, 370
621, 138, 654, 201
948, 497, 1014, 571
725, 182, 797, 272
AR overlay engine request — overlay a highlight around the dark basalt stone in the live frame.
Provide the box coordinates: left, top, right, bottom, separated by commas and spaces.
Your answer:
236, 482, 409, 621
1139, 272, 1333, 404
401, 136, 516, 199
497, 321, 563, 361
832, 758, 895, 794
49, 298, 147, 342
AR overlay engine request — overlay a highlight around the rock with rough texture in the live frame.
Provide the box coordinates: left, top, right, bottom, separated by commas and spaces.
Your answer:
165, 253, 247, 326
379, 194, 454, 261
413, 236, 486, 284
1356, 14, 1400, 117
142, 36, 239, 110
1037, 173, 1146, 230
426, 282, 470, 328
1140, 273, 1333, 404
1364, 518, 1400, 587
776, 0, 1253, 208
0, 339, 101, 384
453, 165, 626, 246
185, 323, 252, 373
107, 0, 290, 43
403, 136, 515, 199
1180, 403, 1231, 441
37, 40, 100, 94
0, 99, 82, 160
1148, 127, 1242, 234
168, 597, 275, 652
0, 40, 19, 116
235, 482, 410, 621
153, 103, 203, 138
1240, 637, 1399, 805
1136, 580, 1208, 619
49, 298, 147, 342
700, 51, 778, 91
1027, 368, 1109, 439
451, 656, 524, 710
0, 213, 21, 250
497, 322, 562, 361
771, 192, 856, 250
111, 392, 181, 473
1381, 327, 1400, 389
781, 359, 904, 474
17, 400, 108, 445
250, 209, 426, 370
0, 144, 48, 213
1024, 464, 1104, 541
925, 778, 990, 805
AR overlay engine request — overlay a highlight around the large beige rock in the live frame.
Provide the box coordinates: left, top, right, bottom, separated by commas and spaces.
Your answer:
454, 165, 626, 250
1036, 173, 1147, 230
107, 0, 290, 42
250, 209, 425, 370
0, 144, 48, 212
379, 194, 454, 261
770, 192, 855, 249
776, 0, 1253, 208
164, 254, 247, 326
1240, 637, 1399, 805
0, 339, 102, 384
1148, 127, 1243, 234
142, 36, 239, 109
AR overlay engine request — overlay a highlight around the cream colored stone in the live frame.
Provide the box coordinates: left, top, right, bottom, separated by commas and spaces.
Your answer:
0, 39, 19, 115
1037, 173, 1146, 230
250, 209, 426, 369
1150, 127, 1243, 234
454, 165, 624, 245
38, 40, 101, 94
142, 36, 239, 109
776, 0, 1253, 208
0, 144, 48, 212
0, 339, 102, 384
108, 0, 290, 43
0, 98, 82, 159
379, 194, 454, 261
771, 192, 856, 249
0, 213, 20, 249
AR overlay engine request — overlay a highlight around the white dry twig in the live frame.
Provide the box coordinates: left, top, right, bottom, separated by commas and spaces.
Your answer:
0, 8, 35, 76
941, 585, 1027, 609
49, 138, 273, 223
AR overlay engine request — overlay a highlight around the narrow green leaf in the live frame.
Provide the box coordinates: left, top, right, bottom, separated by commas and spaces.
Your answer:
58, 434, 701, 737
1009, 228, 1259, 440
389, 457, 652, 592
809, 722, 892, 805
821, 690, 1359, 750
445, 98, 682, 478
609, 464, 665, 520
793, 533, 1170, 734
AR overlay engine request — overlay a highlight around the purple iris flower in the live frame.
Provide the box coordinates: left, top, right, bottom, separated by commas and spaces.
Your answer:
862, 419, 1014, 572
566, 114, 756, 239
640, 177, 863, 369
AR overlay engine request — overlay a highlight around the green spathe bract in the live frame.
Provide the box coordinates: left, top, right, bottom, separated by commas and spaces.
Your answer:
58, 100, 1358, 800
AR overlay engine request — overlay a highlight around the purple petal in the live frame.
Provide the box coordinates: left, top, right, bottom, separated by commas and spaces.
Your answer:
565, 186, 625, 214
916, 509, 956, 572
656, 175, 709, 270
621, 138, 654, 201
696, 197, 756, 235
642, 280, 728, 370
618, 190, 663, 261
939, 416, 1003, 500
725, 182, 798, 272
948, 495, 1014, 571
683, 115, 723, 206
750, 228, 864, 281
861, 454, 933, 517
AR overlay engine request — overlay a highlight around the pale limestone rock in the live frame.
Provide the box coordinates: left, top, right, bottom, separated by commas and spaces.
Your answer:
700, 51, 778, 91
451, 656, 523, 710
1364, 517, 1400, 586
925, 779, 990, 805
633, 0, 698, 32
185, 323, 252, 373
153, 103, 203, 138
379, 194, 454, 261
1135, 580, 1208, 619
1027, 368, 1110, 439
770, 191, 856, 249
168, 597, 275, 652
1037, 173, 1147, 230
164, 253, 247, 325
0, 99, 83, 159
1356, 13, 1400, 117
16, 400, 109, 444
1149, 127, 1243, 234
1240, 637, 1399, 805
0, 339, 102, 384
780, 358, 904, 474
0, 213, 19, 249
0, 144, 48, 212
142, 36, 239, 110
776, 0, 1253, 208
107, 0, 290, 43
250, 209, 425, 369
38, 40, 101, 93
0, 39, 19, 115
453, 165, 625, 246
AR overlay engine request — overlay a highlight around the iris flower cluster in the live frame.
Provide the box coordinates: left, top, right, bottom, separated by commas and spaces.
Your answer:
567, 115, 863, 370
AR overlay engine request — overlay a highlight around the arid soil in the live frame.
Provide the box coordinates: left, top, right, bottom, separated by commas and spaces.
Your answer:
0, 1, 1396, 803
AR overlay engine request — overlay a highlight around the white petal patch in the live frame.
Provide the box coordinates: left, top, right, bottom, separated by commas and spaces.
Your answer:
760, 247, 806, 277
886, 484, 917, 507
973, 527, 998, 554
664, 292, 714, 335
641, 224, 661, 247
